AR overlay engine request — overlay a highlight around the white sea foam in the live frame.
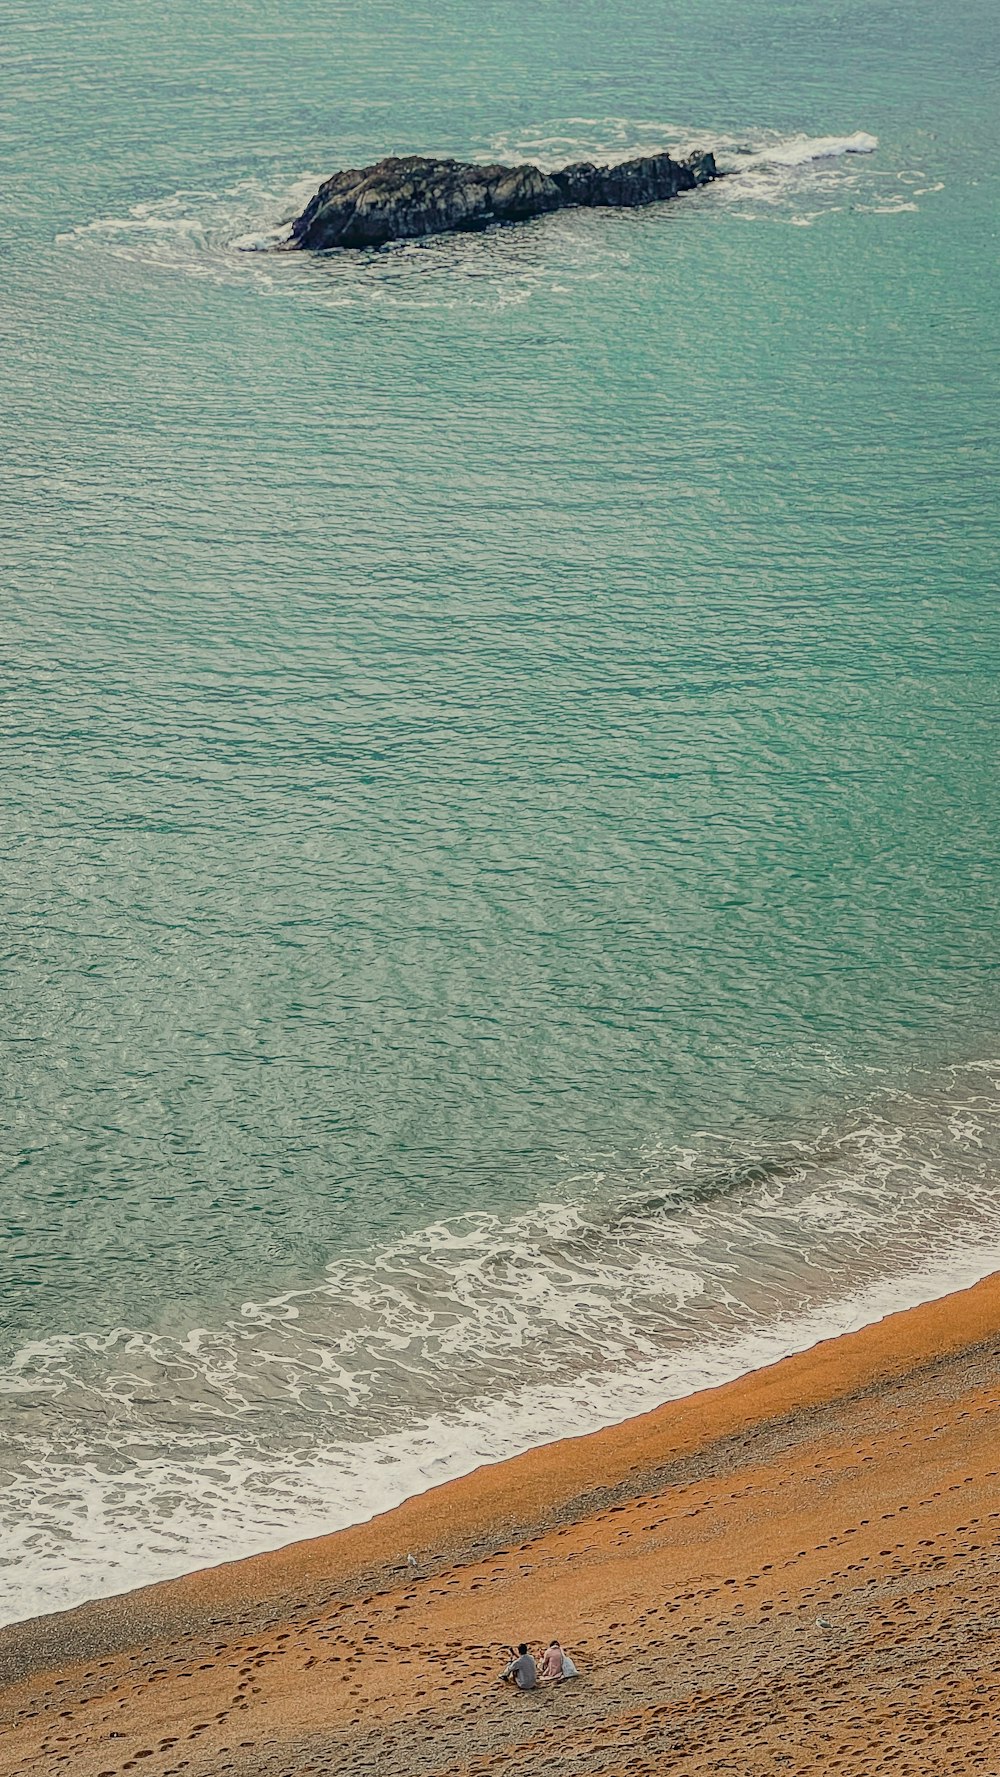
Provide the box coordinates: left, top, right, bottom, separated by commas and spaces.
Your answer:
750, 131, 878, 167
2, 1063, 999, 1626
704, 127, 885, 215
487, 120, 879, 184
56, 174, 323, 280
5, 1245, 1000, 1624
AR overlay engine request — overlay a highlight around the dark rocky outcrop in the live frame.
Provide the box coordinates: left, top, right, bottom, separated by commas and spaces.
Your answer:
289, 150, 718, 251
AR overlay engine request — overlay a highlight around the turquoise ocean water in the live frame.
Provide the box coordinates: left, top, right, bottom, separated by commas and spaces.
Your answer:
1, 0, 997, 1622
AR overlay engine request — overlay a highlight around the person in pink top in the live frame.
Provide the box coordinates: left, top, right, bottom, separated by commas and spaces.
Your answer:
540, 1640, 566, 1680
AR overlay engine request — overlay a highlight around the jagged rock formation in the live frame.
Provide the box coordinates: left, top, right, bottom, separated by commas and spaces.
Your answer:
289, 150, 718, 250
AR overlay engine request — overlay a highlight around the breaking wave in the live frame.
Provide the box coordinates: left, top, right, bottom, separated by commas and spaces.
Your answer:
2, 1061, 999, 1626
747, 130, 878, 166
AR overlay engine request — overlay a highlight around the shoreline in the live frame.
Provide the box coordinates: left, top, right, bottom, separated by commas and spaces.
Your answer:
7, 1236, 1000, 1634
3, 1268, 999, 1773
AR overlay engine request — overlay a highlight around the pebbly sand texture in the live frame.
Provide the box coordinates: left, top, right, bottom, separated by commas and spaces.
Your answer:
2, 1275, 999, 1776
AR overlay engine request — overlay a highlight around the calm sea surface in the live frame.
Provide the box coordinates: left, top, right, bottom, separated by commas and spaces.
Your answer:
1, 0, 997, 1621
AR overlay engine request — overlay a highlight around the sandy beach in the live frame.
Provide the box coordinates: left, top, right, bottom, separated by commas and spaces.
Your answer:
2, 1271, 998, 1777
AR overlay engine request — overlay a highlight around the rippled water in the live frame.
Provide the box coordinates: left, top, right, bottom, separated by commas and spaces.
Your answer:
2, 0, 998, 1622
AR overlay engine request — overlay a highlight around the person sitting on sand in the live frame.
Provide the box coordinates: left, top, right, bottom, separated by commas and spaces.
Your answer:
540, 1640, 565, 1680
540, 1640, 579, 1681
501, 1643, 538, 1689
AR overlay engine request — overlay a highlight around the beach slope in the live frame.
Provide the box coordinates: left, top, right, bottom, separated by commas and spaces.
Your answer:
2, 1271, 999, 1775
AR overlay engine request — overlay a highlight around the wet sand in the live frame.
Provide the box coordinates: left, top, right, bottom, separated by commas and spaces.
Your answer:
2, 1271, 999, 1776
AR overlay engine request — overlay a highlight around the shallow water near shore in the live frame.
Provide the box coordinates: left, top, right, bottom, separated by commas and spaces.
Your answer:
2, 0, 998, 1622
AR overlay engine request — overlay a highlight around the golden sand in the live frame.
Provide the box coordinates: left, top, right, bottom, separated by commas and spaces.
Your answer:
2, 1271, 999, 1775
